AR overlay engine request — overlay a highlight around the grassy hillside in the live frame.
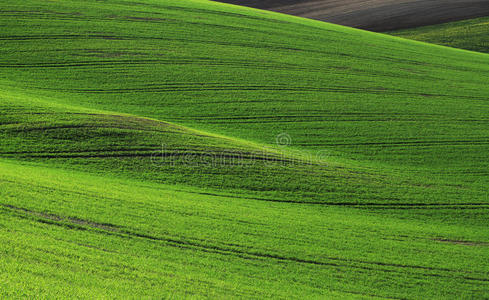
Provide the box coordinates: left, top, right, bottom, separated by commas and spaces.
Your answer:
1, 0, 489, 298
2, 160, 489, 298
390, 16, 489, 53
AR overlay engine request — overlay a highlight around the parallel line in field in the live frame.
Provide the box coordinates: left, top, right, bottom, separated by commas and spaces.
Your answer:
0, 34, 443, 66
195, 119, 455, 124
34, 84, 482, 99
0, 123, 181, 134
0, 12, 338, 46
1, 32, 484, 76
298, 140, 489, 147
175, 190, 489, 208
0, 151, 299, 164
0, 34, 313, 54
3, 203, 488, 283
0, 60, 325, 72
40, 85, 411, 96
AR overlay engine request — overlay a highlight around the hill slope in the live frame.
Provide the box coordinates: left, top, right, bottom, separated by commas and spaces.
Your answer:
213, 0, 489, 31
390, 16, 489, 53
1, 0, 489, 298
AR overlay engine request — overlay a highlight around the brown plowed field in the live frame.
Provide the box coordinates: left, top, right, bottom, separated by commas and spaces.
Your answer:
213, 0, 489, 31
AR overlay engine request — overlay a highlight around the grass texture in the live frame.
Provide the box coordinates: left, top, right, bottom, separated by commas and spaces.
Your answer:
1, 0, 489, 298
390, 16, 489, 53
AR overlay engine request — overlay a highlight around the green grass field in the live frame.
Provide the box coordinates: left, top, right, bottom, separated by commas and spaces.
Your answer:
390, 16, 489, 53
1, 0, 489, 298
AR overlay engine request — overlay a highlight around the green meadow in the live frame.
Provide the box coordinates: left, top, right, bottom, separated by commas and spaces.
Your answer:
1, 0, 488, 298
391, 16, 489, 53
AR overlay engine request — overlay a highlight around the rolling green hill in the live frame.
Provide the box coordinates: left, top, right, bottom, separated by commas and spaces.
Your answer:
1, 0, 489, 298
390, 16, 489, 53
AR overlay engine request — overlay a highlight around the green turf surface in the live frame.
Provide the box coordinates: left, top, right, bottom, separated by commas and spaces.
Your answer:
390, 16, 489, 53
1, 0, 489, 298
2, 160, 489, 298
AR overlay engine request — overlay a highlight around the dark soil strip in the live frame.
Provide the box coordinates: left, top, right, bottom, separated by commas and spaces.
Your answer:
212, 0, 489, 32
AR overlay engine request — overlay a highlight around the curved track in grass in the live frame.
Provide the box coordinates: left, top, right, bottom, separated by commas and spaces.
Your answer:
1, 0, 489, 298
